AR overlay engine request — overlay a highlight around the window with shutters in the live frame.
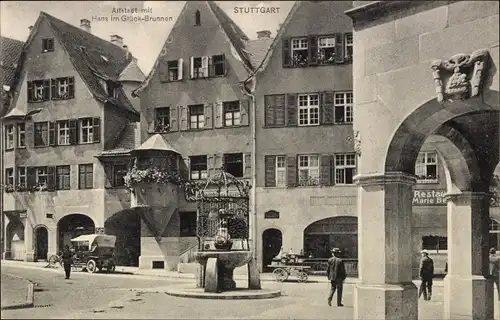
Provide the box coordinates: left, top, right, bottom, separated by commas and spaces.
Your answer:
167, 60, 179, 81
112, 164, 128, 187
79, 118, 93, 144
264, 94, 286, 127
57, 120, 70, 145
56, 165, 70, 190
154, 107, 170, 133
224, 153, 243, 178
415, 152, 438, 183
298, 94, 319, 126
334, 92, 353, 124
291, 38, 308, 66
276, 156, 286, 187
318, 36, 336, 65
42, 38, 54, 52
54, 77, 71, 99
335, 154, 356, 184
344, 33, 353, 62
189, 155, 207, 180
212, 55, 225, 76
180, 212, 197, 237
17, 123, 25, 148
34, 122, 49, 147
17, 167, 26, 189
298, 155, 319, 186
189, 105, 205, 129
78, 164, 93, 189
5, 168, 14, 186
192, 57, 203, 79
223, 101, 241, 127
5, 124, 14, 150
35, 167, 48, 186
29, 80, 46, 102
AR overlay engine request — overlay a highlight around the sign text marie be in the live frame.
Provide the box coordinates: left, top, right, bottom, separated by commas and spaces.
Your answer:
413, 190, 447, 206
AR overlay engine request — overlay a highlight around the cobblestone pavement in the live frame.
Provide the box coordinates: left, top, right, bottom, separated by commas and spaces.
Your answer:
1, 274, 29, 308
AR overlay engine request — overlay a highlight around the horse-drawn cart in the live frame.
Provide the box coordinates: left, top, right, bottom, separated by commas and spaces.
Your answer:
268, 250, 310, 282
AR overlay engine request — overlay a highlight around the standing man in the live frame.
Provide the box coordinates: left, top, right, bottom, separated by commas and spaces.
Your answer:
326, 248, 346, 307
419, 250, 434, 301
489, 247, 499, 300
61, 245, 73, 279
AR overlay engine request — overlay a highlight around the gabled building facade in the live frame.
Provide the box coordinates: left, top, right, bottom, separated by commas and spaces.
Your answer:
2, 12, 144, 263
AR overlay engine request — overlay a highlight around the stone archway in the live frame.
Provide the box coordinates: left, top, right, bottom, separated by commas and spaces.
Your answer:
57, 214, 95, 251
6, 220, 24, 260
105, 209, 141, 267
262, 228, 282, 271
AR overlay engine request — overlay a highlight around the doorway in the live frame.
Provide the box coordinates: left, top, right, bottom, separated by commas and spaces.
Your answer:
262, 228, 282, 271
35, 226, 48, 261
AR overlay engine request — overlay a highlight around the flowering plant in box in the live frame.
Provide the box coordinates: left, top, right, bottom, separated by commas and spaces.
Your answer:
124, 163, 185, 189
3, 184, 15, 193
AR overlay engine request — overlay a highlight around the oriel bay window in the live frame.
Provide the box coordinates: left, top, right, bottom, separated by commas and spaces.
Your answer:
223, 101, 241, 127
5, 124, 14, 149
79, 164, 93, 189
56, 165, 71, 190
17, 123, 25, 148
154, 107, 170, 133
335, 154, 356, 184
298, 155, 320, 186
298, 94, 319, 126
189, 155, 207, 180
415, 152, 438, 183
334, 92, 353, 124
223, 153, 243, 178
189, 105, 205, 129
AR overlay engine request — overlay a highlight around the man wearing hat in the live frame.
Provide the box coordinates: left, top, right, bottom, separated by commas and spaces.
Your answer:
326, 248, 346, 307
489, 247, 499, 299
418, 250, 434, 301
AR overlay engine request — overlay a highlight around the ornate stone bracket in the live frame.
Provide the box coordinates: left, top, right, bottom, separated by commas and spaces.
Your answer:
431, 49, 490, 103
347, 131, 361, 157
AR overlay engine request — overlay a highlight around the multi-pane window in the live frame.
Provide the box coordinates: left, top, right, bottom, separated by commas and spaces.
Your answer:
189, 105, 205, 129
276, 156, 286, 187
180, 212, 197, 237
298, 94, 319, 126
35, 167, 48, 186
291, 38, 308, 66
224, 101, 240, 127
79, 118, 93, 143
79, 164, 93, 189
42, 38, 54, 52
5, 124, 14, 149
212, 55, 225, 76
17, 123, 25, 148
56, 166, 71, 190
344, 33, 353, 61
318, 36, 336, 65
154, 107, 170, 133
34, 122, 48, 147
334, 92, 353, 123
224, 153, 243, 178
112, 164, 128, 187
415, 152, 438, 183
58, 120, 70, 145
167, 60, 179, 81
192, 57, 203, 79
298, 155, 320, 186
57, 78, 69, 97
5, 168, 14, 186
17, 167, 26, 189
30, 80, 46, 102
335, 154, 356, 184
189, 155, 207, 180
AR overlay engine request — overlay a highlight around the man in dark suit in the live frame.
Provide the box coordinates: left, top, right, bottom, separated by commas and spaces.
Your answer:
326, 248, 347, 307
489, 247, 499, 300
419, 250, 434, 301
61, 245, 73, 279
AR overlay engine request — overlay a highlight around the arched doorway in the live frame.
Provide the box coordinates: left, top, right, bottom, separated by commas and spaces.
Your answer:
57, 214, 95, 251
34, 226, 48, 261
303, 216, 357, 259
105, 209, 141, 267
262, 228, 282, 271
6, 220, 24, 260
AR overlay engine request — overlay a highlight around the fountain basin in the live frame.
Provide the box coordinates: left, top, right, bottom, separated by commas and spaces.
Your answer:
196, 251, 252, 269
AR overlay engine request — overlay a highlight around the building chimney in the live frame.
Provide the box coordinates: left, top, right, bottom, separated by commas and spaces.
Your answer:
80, 19, 91, 33
257, 30, 271, 39
110, 34, 123, 47
28, 25, 33, 32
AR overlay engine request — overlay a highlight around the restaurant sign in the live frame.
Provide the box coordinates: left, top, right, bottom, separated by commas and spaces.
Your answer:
413, 190, 447, 206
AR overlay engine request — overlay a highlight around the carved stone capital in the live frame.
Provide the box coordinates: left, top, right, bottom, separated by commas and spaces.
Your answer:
431, 49, 490, 103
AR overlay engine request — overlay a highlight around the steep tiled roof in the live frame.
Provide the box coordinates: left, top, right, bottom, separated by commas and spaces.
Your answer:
245, 38, 274, 69
96, 148, 132, 157
0, 36, 24, 87
40, 12, 139, 117
133, 134, 180, 155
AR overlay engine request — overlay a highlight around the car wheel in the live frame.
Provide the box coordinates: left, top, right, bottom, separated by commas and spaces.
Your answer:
87, 260, 97, 273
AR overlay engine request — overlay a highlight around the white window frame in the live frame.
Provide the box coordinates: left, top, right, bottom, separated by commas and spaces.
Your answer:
57, 78, 69, 97
189, 105, 205, 129
318, 36, 335, 48
291, 37, 308, 64
189, 155, 208, 180
298, 94, 320, 126
17, 123, 25, 148
58, 121, 70, 145
79, 118, 93, 144
34, 81, 44, 100
334, 92, 353, 124
5, 168, 14, 186
223, 101, 240, 127
17, 167, 26, 188
275, 156, 286, 187
415, 152, 438, 183
36, 167, 48, 185
5, 124, 14, 149
344, 33, 353, 60
335, 153, 356, 185
298, 155, 319, 186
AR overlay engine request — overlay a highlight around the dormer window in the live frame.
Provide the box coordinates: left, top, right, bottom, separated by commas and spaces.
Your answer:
195, 10, 201, 26
106, 80, 120, 99
42, 38, 54, 52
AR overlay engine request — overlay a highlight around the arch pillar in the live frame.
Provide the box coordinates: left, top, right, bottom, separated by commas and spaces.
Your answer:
354, 172, 418, 320
444, 192, 494, 320
23, 216, 34, 262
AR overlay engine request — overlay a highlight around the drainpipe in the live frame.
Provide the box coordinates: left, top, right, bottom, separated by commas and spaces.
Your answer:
240, 77, 257, 260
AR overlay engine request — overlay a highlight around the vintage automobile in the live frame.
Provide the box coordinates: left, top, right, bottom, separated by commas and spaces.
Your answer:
49, 234, 117, 273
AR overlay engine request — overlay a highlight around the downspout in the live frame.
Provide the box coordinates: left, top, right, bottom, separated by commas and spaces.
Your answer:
240, 76, 257, 260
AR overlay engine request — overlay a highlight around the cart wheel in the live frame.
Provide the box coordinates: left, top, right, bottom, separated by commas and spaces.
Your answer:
87, 260, 97, 273
48, 255, 59, 267
273, 268, 288, 282
297, 271, 308, 283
